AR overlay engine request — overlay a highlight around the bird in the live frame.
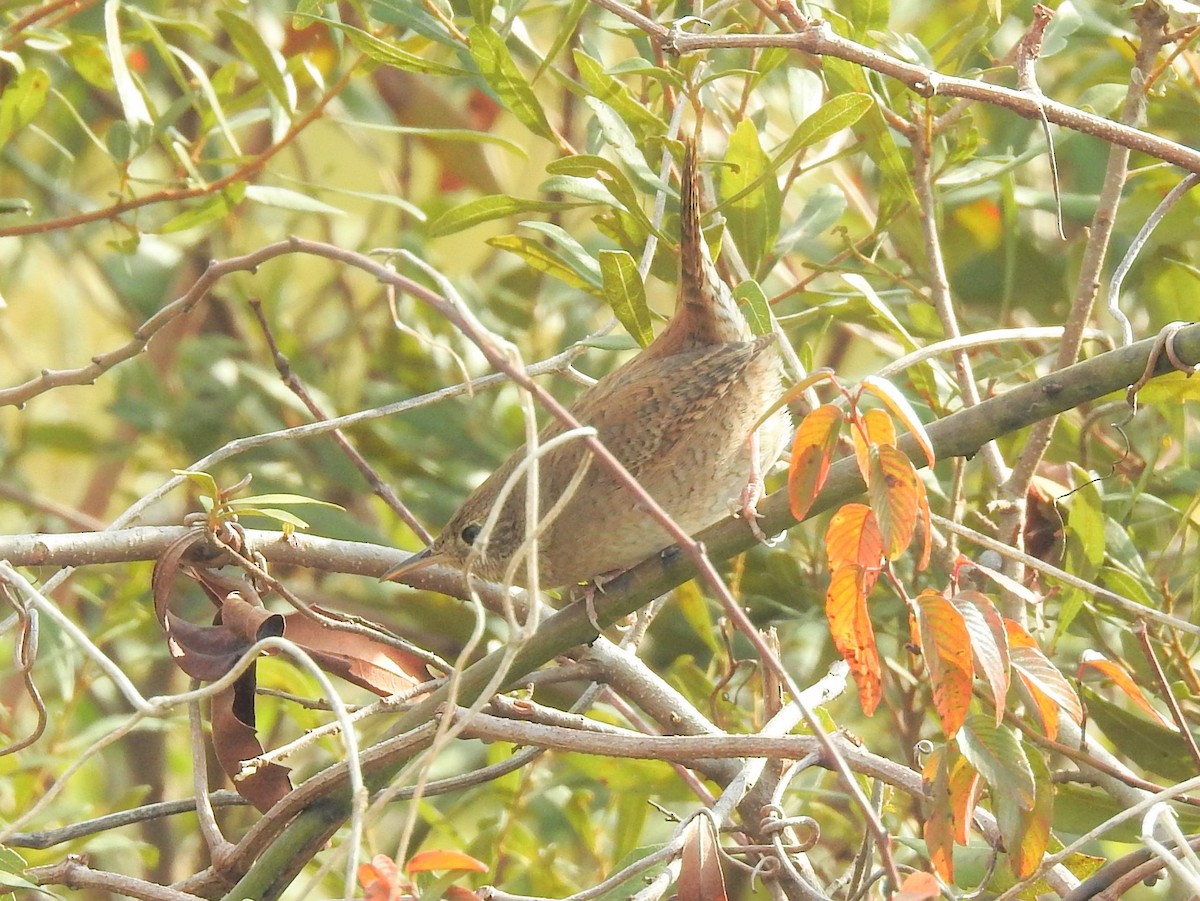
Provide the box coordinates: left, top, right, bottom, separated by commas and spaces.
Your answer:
386, 138, 790, 590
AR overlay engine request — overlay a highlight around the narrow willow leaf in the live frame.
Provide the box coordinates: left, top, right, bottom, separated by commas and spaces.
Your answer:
732, 280, 772, 337
572, 49, 664, 138
534, 0, 589, 81
599, 250, 652, 347
584, 97, 659, 189
776, 92, 874, 159
217, 10, 295, 113
244, 185, 345, 215
487, 235, 596, 291
429, 195, 582, 237
469, 24, 554, 142
105, 0, 151, 131
304, 15, 466, 76
517, 221, 603, 286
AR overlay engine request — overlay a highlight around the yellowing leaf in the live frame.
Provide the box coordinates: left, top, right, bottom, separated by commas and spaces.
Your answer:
852, 407, 897, 480
859, 375, 935, 468
788, 404, 843, 520
868, 443, 925, 561
915, 591, 973, 738
1078, 650, 1175, 730
827, 564, 881, 714
952, 591, 1010, 724
1005, 619, 1083, 740
825, 502, 885, 573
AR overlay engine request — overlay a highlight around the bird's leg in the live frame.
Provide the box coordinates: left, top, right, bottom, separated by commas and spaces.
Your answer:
735, 430, 769, 543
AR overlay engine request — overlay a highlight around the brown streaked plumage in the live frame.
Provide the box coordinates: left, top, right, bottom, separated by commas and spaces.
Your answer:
389, 139, 790, 589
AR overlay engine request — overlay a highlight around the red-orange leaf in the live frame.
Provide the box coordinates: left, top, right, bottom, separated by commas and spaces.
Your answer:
1005, 619, 1082, 740
827, 564, 882, 714
852, 407, 897, 480
406, 849, 488, 874
825, 503, 885, 573
868, 444, 924, 561
895, 871, 941, 901
952, 591, 1010, 724
915, 591, 973, 738
359, 855, 411, 901
788, 403, 843, 520
1078, 650, 1176, 730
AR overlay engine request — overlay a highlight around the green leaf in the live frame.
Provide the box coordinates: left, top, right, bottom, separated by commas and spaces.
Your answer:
158, 185, 247, 234
303, 15, 466, 76
535, 0, 590, 81
733, 280, 773, 337
104, 0, 152, 130
1055, 473, 1105, 636
823, 58, 915, 223
584, 97, 660, 190
429, 195, 584, 237
573, 49, 664, 140
517, 221, 602, 286
0, 66, 50, 149
468, 24, 555, 142
487, 235, 597, 291
775, 92, 873, 160
957, 715, 1035, 810
845, 0, 890, 38
545, 155, 663, 240
174, 469, 220, 500
599, 250, 652, 347
217, 9, 294, 113
228, 494, 345, 509
244, 185, 345, 215
721, 120, 781, 277
1081, 686, 1195, 781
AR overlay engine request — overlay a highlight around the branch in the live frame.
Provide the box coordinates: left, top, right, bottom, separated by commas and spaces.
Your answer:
587, 0, 1200, 174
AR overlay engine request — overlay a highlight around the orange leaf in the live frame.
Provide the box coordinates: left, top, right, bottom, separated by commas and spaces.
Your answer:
868, 444, 924, 561
851, 407, 897, 480
858, 375, 936, 468
922, 746, 956, 883
952, 591, 1010, 724
788, 403, 843, 520
825, 503, 885, 573
1007, 749, 1053, 879
895, 871, 941, 901
947, 751, 982, 845
827, 564, 882, 714
1078, 651, 1176, 730
406, 849, 489, 874
1005, 620, 1082, 740
915, 591, 974, 738
359, 855, 411, 901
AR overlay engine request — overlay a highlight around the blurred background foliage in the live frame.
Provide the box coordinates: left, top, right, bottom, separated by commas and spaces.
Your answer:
2, 0, 1200, 897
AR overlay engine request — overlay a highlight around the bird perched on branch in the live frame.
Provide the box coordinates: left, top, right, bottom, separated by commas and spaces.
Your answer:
387, 138, 790, 590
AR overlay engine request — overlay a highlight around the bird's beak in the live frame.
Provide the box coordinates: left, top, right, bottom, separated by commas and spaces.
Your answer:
381, 547, 445, 582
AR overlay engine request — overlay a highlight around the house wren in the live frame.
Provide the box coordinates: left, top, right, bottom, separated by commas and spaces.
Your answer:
388, 140, 790, 589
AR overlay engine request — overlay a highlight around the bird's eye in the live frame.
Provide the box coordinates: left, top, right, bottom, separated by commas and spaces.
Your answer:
460, 523, 482, 546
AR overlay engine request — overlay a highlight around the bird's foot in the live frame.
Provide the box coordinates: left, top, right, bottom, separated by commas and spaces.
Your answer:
581, 570, 623, 634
